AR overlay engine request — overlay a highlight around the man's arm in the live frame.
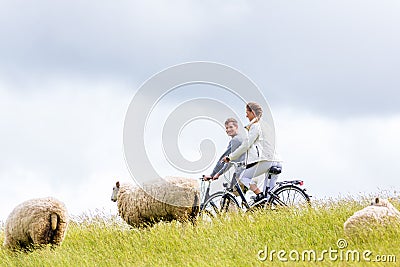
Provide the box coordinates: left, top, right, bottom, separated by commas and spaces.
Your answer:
210, 139, 233, 177
213, 135, 244, 178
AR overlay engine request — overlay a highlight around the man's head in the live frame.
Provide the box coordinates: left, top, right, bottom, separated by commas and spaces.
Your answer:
225, 118, 239, 137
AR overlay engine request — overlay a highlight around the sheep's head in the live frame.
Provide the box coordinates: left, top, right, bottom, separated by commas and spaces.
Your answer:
111, 181, 120, 202
371, 197, 390, 207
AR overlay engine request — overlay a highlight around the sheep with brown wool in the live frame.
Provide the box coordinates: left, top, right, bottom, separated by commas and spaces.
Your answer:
3, 197, 69, 251
111, 177, 200, 227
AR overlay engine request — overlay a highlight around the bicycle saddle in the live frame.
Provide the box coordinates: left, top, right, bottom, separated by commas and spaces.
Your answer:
269, 166, 282, 174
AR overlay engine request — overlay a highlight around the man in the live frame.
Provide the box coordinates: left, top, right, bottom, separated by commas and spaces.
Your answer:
204, 118, 245, 185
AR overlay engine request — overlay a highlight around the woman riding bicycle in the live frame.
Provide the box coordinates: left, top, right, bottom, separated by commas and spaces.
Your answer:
223, 102, 282, 204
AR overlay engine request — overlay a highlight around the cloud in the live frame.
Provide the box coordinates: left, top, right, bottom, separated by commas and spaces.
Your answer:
0, 79, 132, 219
274, 108, 400, 198
0, 1, 250, 80
1, 1, 399, 118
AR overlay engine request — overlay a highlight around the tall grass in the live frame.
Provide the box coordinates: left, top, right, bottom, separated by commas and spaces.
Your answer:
0, 197, 399, 266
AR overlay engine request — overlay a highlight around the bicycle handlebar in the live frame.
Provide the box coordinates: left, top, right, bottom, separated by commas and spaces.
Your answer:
200, 162, 246, 182
199, 175, 211, 182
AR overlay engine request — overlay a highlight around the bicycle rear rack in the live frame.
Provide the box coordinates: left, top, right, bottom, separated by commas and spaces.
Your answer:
276, 180, 304, 186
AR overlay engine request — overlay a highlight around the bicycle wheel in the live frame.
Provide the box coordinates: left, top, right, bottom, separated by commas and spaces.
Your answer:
268, 185, 310, 209
199, 192, 240, 221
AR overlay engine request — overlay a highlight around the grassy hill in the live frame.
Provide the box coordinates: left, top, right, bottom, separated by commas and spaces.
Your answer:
1, 197, 399, 266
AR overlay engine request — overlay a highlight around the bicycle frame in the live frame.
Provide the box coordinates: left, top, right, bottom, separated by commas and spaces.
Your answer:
200, 162, 311, 215
223, 162, 309, 210
199, 178, 213, 210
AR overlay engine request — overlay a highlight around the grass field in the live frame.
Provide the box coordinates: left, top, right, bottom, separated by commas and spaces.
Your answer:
1, 197, 399, 267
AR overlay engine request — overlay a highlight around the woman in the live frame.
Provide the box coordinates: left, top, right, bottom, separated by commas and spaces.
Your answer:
223, 102, 281, 203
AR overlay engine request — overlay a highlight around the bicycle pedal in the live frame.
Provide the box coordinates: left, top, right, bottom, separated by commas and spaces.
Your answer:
250, 196, 266, 201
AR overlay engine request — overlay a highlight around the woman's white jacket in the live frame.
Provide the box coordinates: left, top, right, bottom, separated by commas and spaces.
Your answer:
228, 120, 280, 164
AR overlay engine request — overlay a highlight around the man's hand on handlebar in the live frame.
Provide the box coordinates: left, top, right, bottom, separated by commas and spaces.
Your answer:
212, 173, 220, 180
203, 174, 220, 181
203, 175, 212, 181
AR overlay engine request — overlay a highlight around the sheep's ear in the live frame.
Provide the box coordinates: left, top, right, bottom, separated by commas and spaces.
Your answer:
375, 197, 380, 204
116, 181, 120, 188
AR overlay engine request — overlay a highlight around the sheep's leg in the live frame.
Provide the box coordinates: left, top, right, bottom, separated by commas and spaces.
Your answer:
30, 230, 43, 248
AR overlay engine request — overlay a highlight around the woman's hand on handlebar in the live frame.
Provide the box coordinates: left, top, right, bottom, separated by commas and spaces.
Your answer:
222, 156, 230, 163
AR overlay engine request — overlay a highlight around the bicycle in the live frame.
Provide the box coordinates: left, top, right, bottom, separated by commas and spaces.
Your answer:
199, 162, 311, 219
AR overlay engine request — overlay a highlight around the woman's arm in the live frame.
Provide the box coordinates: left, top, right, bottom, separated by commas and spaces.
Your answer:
228, 123, 260, 161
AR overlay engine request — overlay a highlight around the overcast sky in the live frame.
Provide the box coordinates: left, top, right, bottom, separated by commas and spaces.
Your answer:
1, 1, 400, 221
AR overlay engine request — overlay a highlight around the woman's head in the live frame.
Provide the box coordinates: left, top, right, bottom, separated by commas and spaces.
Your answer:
246, 102, 263, 121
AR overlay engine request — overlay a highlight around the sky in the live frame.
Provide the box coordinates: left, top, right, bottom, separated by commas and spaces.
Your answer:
1, 1, 400, 221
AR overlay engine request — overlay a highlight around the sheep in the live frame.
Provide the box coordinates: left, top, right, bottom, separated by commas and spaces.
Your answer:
111, 177, 200, 227
344, 197, 400, 235
3, 197, 69, 251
